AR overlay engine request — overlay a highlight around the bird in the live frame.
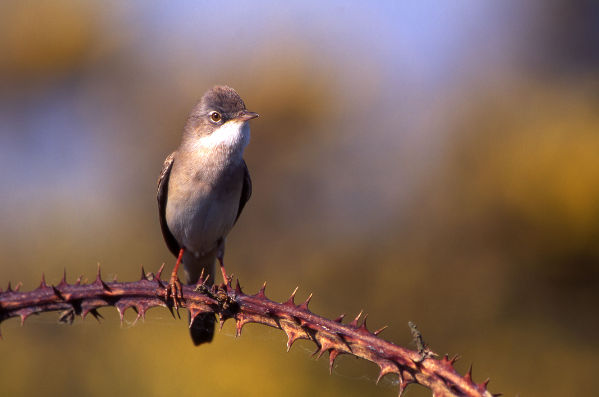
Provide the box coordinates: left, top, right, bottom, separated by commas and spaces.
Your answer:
157, 85, 258, 345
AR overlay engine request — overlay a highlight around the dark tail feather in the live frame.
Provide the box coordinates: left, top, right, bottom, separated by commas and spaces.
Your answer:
189, 312, 216, 345
183, 251, 217, 346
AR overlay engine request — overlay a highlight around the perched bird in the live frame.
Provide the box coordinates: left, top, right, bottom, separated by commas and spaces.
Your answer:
157, 85, 258, 345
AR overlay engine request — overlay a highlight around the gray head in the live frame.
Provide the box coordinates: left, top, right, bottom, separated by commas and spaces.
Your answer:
184, 85, 259, 139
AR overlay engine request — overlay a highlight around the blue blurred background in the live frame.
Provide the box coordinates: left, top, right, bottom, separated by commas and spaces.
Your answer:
1, 1, 598, 396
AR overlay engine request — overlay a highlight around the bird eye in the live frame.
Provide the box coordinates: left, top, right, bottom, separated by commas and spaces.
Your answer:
210, 111, 222, 123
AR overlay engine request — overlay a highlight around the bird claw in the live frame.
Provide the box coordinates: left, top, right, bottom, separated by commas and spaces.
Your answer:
165, 272, 183, 313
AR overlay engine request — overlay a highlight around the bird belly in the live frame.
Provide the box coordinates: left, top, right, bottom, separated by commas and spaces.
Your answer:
165, 172, 242, 257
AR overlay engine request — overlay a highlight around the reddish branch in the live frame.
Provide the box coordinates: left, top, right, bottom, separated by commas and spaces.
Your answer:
0, 266, 499, 397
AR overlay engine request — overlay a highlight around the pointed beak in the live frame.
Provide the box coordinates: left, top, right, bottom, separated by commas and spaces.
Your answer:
236, 110, 259, 122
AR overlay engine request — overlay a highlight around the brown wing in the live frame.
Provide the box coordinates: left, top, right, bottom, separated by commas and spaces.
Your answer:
235, 160, 252, 223
157, 152, 180, 257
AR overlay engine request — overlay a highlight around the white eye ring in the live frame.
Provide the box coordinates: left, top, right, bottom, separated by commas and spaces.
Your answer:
210, 111, 222, 123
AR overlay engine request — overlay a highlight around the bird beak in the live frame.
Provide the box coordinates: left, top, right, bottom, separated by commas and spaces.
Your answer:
236, 110, 259, 122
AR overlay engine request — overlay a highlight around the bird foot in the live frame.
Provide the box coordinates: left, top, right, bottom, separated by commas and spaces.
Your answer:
165, 271, 183, 313
165, 248, 184, 313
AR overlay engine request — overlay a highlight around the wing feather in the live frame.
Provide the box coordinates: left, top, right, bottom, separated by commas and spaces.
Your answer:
157, 152, 180, 257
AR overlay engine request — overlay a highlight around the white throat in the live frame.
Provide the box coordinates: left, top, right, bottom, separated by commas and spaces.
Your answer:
192, 120, 250, 162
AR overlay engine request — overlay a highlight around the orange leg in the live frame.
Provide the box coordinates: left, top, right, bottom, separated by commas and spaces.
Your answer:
167, 248, 184, 310
216, 239, 229, 285
218, 255, 228, 285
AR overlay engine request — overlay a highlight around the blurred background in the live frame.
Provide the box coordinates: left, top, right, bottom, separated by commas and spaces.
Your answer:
1, 1, 598, 396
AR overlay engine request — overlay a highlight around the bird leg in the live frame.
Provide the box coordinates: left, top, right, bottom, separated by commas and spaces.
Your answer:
166, 248, 184, 311
216, 239, 230, 285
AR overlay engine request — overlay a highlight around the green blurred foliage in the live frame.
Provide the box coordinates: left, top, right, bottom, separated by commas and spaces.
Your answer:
1, 1, 598, 397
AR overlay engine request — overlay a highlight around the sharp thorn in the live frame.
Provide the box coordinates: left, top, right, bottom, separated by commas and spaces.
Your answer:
465, 364, 473, 382
285, 286, 299, 305
328, 349, 340, 375
373, 325, 388, 336
165, 305, 176, 319
358, 313, 369, 332
40, 273, 47, 289
235, 280, 242, 294
349, 310, 363, 327
6, 281, 12, 292
96, 263, 102, 281
334, 314, 345, 323
156, 263, 165, 280
258, 281, 267, 297
198, 268, 205, 285
481, 378, 490, 389
89, 309, 104, 322
52, 286, 65, 300
140, 265, 147, 280
299, 293, 313, 311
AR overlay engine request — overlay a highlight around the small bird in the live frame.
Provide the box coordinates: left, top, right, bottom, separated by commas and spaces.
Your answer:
157, 85, 258, 345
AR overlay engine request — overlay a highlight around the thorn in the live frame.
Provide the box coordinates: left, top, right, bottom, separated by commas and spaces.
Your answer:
58, 269, 67, 287
285, 286, 299, 306
312, 338, 336, 359
89, 309, 103, 322
376, 360, 399, 385
492, 394, 503, 397
480, 378, 490, 390
96, 263, 102, 281
235, 280, 242, 294
235, 317, 250, 337
328, 349, 340, 374
357, 314, 369, 333
165, 304, 176, 319
398, 374, 408, 397
39, 273, 47, 289
197, 268, 206, 285
112, 274, 118, 282
188, 307, 203, 328
258, 282, 267, 297
140, 265, 148, 280
450, 355, 460, 365
6, 281, 12, 292
284, 328, 301, 351
156, 263, 165, 280
94, 267, 111, 291
52, 286, 65, 300
75, 275, 82, 285
115, 303, 126, 324
349, 310, 363, 327
20, 313, 27, 326
373, 325, 388, 336
333, 314, 345, 323
58, 308, 75, 325
465, 364, 473, 382
299, 293, 312, 311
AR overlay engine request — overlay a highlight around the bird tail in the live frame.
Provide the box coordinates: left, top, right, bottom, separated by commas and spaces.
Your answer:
183, 251, 216, 346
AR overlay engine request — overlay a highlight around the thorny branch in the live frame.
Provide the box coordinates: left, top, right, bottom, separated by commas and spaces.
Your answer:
0, 265, 499, 397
